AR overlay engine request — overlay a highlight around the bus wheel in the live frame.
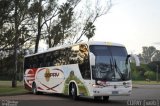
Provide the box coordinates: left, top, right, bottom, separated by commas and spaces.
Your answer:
103, 96, 109, 102
70, 83, 78, 100
32, 83, 38, 95
94, 96, 102, 101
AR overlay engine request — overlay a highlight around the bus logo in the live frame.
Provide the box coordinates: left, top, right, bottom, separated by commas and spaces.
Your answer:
51, 73, 59, 77
44, 68, 51, 82
44, 68, 64, 82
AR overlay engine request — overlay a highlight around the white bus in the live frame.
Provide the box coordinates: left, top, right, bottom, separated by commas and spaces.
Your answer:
24, 41, 139, 101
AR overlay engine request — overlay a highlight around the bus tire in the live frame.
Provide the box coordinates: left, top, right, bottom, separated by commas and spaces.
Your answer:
103, 96, 109, 102
70, 83, 78, 100
94, 96, 102, 101
94, 96, 109, 102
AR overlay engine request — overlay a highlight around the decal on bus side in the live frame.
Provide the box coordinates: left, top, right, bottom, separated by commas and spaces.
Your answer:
63, 71, 90, 96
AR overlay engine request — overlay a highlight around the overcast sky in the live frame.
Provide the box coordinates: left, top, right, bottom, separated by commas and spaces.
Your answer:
93, 0, 160, 54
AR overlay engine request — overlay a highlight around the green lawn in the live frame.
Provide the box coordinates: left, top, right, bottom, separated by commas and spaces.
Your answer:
132, 81, 160, 85
0, 81, 29, 95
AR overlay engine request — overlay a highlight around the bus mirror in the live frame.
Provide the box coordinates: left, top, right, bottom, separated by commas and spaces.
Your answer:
126, 55, 131, 65
127, 54, 140, 66
90, 52, 95, 66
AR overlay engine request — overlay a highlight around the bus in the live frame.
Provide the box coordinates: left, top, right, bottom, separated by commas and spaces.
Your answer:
23, 41, 139, 101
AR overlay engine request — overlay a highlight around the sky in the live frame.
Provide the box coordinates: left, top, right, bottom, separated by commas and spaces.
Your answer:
93, 0, 160, 54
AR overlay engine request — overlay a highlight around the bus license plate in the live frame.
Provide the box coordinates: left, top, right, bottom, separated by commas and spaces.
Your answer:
112, 91, 118, 95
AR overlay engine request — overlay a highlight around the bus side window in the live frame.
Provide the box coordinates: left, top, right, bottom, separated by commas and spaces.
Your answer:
78, 44, 91, 79
48, 52, 53, 66
43, 53, 46, 67
33, 56, 38, 68
24, 58, 29, 69
46, 53, 52, 67
60, 49, 67, 65
53, 50, 59, 66
65, 48, 70, 64
29, 57, 33, 68
38, 54, 43, 67
70, 45, 79, 64
50, 52, 54, 66
52, 51, 56, 66
44, 53, 48, 67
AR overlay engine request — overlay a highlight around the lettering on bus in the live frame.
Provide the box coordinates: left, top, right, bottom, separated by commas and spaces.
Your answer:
50, 73, 59, 77
44, 68, 64, 82
45, 72, 60, 78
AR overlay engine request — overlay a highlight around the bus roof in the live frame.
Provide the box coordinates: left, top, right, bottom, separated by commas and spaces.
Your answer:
24, 41, 125, 57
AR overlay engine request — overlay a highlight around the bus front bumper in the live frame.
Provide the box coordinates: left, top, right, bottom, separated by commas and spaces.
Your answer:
92, 86, 132, 96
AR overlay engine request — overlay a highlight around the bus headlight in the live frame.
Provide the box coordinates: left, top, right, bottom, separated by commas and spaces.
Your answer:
123, 82, 131, 88
92, 84, 100, 88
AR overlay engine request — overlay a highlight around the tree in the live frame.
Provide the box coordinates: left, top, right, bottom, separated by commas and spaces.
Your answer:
12, 0, 19, 87
0, 0, 113, 84
12, 0, 31, 87
75, 0, 112, 43
46, 2, 75, 47
45, 0, 80, 47
46, 0, 112, 47
0, 0, 32, 87
139, 46, 157, 64
144, 71, 155, 80
148, 61, 160, 73
0, 0, 32, 50
0, 0, 14, 49
47, 24, 61, 47
0, 0, 13, 28
151, 50, 160, 62
83, 22, 96, 41
28, 0, 58, 53
58, 2, 74, 44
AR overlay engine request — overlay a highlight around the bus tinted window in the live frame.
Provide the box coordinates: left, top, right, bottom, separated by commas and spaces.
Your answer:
71, 44, 90, 79
109, 46, 127, 56
24, 44, 91, 79
90, 45, 110, 56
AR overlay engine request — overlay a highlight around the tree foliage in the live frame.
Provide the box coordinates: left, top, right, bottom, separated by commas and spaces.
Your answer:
28, 0, 58, 53
133, 46, 160, 80
0, 0, 113, 82
144, 71, 155, 80
45, 0, 112, 47
83, 22, 96, 41
0, 0, 32, 87
138, 46, 160, 64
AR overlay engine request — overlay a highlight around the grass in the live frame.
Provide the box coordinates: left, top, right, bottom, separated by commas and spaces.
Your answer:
132, 81, 160, 85
0, 81, 29, 95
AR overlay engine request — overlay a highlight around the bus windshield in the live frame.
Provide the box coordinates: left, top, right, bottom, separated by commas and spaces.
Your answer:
90, 45, 131, 81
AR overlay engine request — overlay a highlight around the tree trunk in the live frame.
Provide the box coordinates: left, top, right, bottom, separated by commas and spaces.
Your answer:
48, 35, 51, 48
12, 0, 19, 88
34, 0, 42, 53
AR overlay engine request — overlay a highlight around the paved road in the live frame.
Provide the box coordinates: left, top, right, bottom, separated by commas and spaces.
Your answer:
0, 85, 160, 106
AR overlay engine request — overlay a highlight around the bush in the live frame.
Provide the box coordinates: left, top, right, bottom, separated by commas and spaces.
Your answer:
131, 70, 145, 80
144, 71, 156, 80
148, 61, 160, 73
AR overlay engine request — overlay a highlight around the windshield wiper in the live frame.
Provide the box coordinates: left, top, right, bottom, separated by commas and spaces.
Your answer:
114, 59, 125, 81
